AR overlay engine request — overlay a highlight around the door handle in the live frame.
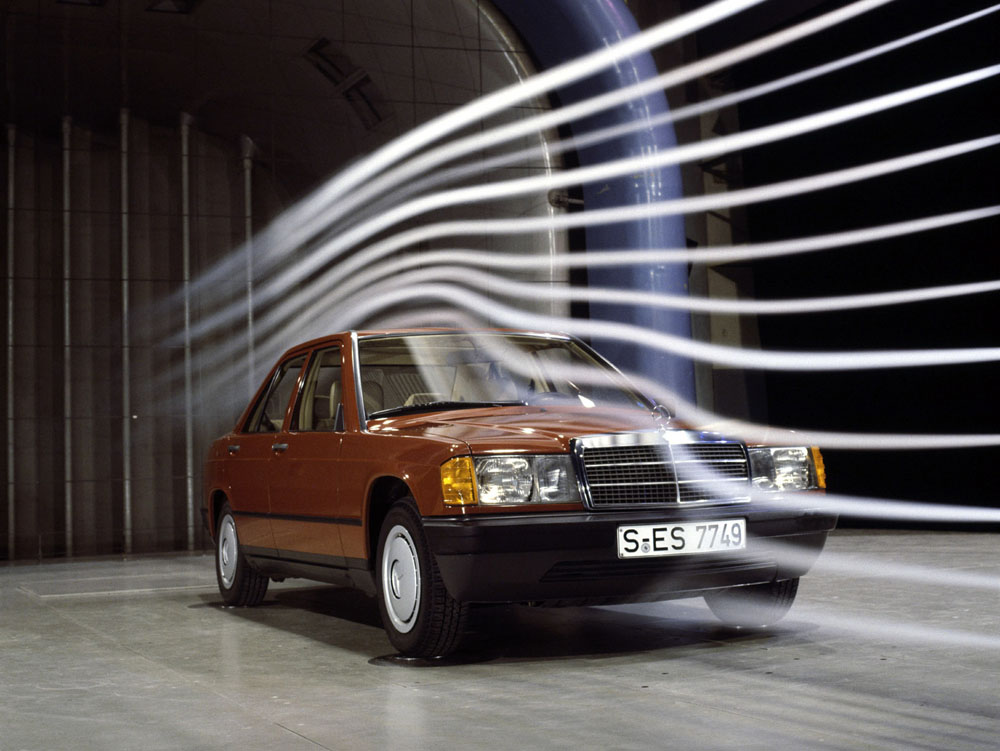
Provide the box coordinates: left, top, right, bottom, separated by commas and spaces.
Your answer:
271, 443, 289, 453
227, 445, 240, 454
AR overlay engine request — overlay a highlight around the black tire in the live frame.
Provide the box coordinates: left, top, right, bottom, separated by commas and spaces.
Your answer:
215, 502, 269, 606
704, 577, 799, 628
376, 500, 468, 658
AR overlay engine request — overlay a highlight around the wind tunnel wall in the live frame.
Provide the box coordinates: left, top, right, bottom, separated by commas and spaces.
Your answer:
0, 0, 583, 560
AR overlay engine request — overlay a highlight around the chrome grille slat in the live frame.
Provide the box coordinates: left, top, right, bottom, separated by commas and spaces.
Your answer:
590, 480, 677, 487
575, 431, 750, 509
587, 460, 668, 467
676, 478, 747, 485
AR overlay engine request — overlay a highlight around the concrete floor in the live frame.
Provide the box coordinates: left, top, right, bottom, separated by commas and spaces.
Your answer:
1, 530, 997, 751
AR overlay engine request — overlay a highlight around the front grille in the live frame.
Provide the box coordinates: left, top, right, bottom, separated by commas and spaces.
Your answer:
576, 432, 750, 509
582, 445, 677, 505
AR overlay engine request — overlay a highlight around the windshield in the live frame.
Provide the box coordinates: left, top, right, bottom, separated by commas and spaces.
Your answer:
357, 332, 652, 419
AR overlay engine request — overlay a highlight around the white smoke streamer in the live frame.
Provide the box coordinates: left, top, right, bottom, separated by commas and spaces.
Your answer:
178, 0, 771, 305
181, 133, 1000, 348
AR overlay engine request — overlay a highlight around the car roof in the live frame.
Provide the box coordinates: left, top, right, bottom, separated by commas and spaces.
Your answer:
274, 328, 572, 361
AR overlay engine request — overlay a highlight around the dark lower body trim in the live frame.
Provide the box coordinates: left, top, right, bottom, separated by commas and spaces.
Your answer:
234, 510, 362, 526
243, 545, 375, 597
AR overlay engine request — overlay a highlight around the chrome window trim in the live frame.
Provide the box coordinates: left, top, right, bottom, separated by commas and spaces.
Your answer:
350, 331, 367, 428
354, 330, 572, 343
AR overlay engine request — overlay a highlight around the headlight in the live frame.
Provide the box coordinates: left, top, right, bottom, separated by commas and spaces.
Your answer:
475, 456, 534, 504
441, 454, 581, 506
532, 455, 580, 503
748, 446, 825, 492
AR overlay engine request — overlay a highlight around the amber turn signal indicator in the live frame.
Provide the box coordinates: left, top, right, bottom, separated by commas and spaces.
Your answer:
811, 446, 827, 489
441, 456, 478, 506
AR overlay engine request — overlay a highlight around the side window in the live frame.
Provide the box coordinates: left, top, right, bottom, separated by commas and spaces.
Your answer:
244, 355, 307, 433
291, 347, 343, 432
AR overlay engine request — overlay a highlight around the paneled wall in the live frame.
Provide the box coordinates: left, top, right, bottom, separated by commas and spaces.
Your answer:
1, 116, 284, 559
1, 0, 566, 560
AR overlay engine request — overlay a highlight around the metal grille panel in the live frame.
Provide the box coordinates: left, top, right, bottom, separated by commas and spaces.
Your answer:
578, 434, 749, 508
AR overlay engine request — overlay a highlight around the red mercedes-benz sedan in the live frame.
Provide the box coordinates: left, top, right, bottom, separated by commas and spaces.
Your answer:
204, 330, 835, 657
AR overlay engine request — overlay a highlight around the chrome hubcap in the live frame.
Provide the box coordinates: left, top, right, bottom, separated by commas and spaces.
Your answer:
381, 525, 420, 634
218, 514, 238, 589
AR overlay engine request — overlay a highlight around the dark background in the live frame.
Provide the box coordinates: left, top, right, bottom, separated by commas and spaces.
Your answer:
723, 1, 1000, 520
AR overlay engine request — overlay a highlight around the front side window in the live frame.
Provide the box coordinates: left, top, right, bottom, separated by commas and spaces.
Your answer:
291, 347, 343, 431
244, 355, 307, 433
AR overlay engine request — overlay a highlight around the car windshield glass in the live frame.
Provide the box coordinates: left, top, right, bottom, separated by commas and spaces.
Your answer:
357, 333, 652, 418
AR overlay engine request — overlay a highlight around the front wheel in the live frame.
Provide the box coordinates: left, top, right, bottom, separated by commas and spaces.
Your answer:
376, 501, 467, 658
216, 502, 269, 606
704, 578, 799, 628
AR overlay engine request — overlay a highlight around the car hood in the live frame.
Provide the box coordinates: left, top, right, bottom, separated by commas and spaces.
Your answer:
368, 405, 675, 453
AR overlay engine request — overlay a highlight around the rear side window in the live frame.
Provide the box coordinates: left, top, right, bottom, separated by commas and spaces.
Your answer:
243, 355, 307, 433
291, 347, 343, 431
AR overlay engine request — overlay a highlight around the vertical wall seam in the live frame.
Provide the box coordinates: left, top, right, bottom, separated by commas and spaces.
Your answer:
241, 135, 255, 396
6, 124, 15, 561
181, 113, 195, 551
62, 116, 73, 558
121, 108, 132, 555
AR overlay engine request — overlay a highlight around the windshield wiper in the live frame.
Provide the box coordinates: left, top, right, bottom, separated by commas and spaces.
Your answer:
367, 400, 526, 420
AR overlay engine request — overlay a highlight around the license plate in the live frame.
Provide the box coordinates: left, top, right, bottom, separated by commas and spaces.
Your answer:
617, 519, 746, 558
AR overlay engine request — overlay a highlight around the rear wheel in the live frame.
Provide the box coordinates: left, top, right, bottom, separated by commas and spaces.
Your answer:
376, 500, 467, 657
216, 502, 268, 606
704, 578, 799, 628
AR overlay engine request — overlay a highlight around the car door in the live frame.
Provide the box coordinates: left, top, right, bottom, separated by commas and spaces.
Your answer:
226, 353, 307, 552
267, 344, 347, 564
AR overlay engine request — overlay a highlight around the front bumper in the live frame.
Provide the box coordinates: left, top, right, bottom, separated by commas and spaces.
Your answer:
423, 503, 837, 605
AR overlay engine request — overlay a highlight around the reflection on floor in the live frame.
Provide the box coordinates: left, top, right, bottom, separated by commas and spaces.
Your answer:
2, 530, 998, 750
